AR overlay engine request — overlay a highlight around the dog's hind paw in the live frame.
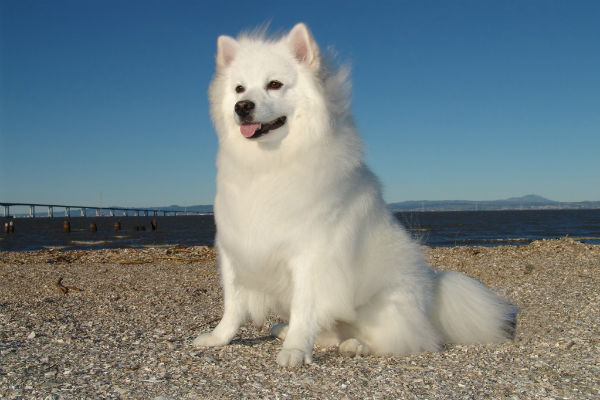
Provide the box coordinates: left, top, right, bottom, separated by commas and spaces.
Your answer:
192, 332, 230, 348
339, 338, 370, 357
270, 323, 289, 341
276, 348, 311, 367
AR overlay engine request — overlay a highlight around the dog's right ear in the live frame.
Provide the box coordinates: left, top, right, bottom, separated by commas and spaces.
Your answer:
216, 35, 239, 68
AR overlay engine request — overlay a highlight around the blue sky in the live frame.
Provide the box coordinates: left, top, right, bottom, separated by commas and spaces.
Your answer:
1, 0, 599, 207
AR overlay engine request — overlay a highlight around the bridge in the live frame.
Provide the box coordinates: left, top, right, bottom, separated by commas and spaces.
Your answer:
1, 202, 205, 218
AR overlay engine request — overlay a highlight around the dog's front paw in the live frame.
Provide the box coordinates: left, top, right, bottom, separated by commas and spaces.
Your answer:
192, 332, 230, 348
276, 348, 312, 367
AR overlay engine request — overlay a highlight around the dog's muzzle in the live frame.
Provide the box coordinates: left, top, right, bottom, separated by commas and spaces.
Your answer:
235, 100, 286, 139
240, 117, 287, 139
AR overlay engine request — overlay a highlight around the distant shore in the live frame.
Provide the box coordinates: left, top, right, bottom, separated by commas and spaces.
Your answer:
4, 205, 600, 218
3, 194, 600, 218
1, 238, 598, 398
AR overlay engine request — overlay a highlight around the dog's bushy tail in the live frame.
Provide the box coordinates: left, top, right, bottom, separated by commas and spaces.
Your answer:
432, 271, 517, 345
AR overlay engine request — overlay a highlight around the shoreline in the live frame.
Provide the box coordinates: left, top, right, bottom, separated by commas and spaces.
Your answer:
1, 238, 599, 398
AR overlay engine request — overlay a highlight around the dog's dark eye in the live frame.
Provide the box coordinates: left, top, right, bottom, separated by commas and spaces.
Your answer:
266, 80, 283, 90
235, 85, 245, 94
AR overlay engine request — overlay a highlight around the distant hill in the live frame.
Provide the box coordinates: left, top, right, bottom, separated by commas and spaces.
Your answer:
4, 195, 599, 218
158, 195, 600, 214
145, 204, 214, 213
388, 194, 600, 211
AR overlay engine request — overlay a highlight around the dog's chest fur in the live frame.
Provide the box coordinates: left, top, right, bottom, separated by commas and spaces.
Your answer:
214, 163, 333, 278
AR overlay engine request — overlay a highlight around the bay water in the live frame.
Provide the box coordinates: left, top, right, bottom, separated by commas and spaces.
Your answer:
1, 209, 599, 252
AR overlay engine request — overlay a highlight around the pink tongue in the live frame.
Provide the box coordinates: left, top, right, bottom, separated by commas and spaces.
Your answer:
240, 123, 261, 138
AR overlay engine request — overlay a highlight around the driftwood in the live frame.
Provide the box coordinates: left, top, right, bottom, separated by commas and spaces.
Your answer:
55, 277, 83, 295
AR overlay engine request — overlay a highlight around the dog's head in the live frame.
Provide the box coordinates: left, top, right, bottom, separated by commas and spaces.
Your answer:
210, 23, 322, 145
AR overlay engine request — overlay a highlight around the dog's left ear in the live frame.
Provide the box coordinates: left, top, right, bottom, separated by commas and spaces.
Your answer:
287, 23, 320, 70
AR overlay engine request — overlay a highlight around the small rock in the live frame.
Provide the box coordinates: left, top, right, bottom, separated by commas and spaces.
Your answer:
114, 387, 129, 396
44, 370, 57, 378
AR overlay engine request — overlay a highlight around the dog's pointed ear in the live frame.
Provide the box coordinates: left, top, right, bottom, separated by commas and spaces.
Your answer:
216, 35, 239, 68
287, 23, 320, 70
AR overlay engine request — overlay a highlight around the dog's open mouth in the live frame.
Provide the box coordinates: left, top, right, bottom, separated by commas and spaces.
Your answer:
240, 116, 287, 139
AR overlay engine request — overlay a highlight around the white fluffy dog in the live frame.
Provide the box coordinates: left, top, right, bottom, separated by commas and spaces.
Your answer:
193, 23, 517, 367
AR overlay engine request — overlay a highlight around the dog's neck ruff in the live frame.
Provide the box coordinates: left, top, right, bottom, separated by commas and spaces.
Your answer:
241, 116, 287, 139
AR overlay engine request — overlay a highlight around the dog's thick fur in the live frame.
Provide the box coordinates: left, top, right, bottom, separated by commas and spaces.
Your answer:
193, 23, 517, 367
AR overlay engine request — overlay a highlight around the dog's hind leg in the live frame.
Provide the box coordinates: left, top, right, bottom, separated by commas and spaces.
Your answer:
350, 290, 442, 356
270, 323, 289, 340
339, 338, 370, 357
272, 323, 343, 347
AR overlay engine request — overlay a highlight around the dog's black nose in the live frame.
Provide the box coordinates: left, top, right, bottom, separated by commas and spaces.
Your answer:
235, 100, 255, 118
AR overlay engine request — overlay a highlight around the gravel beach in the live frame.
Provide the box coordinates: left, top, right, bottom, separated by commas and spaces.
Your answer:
1, 238, 598, 399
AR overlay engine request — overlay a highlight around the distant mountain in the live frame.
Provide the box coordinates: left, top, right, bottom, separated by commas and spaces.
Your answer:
503, 194, 556, 204
388, 195, 600, 211
158, 195, 600, 213
147, 204, 214, 213
4, 196, 599, 218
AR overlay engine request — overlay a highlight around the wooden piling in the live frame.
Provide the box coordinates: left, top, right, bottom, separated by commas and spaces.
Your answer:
114, 221, 121, 232
89, 223, 97, 232
9, 220, 14, 233
151, 218, 157, 231
63, 221, 71, 233
4, 222, 8, 233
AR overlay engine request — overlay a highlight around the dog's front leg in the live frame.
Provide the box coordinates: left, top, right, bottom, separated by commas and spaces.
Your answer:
276, 257, 319, 367
193, 250, 248, 347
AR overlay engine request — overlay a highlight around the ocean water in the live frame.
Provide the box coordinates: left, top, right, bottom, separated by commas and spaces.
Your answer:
396, 209, 600, 247
1, 209, 599, 252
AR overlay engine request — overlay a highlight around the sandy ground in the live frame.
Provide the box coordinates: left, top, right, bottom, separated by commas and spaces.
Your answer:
1, 238, 599, 399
